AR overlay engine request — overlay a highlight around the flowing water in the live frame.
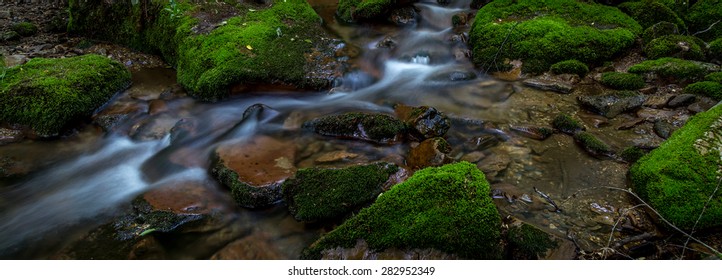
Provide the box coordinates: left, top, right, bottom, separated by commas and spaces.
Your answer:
0, 0, 647, 259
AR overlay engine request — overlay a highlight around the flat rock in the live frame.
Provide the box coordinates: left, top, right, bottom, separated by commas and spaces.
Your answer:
522, 78, 574, 94
315, 150, 359, 163
477, 152, 511, 178
577, 93, 646, 118
666, 94, 696, 108
407, 137, 452, 169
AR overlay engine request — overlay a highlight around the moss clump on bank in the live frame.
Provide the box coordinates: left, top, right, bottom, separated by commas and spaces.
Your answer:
552, 113, 584, 134
710, 38, 722, 62
506, 224, 557, 259
630, 103, 722, 230
469, 0, 640, 73
303, 162, 502, 259
600, 72, 646, 90
644, 35, 706, 60
618, 0, 686, 30
685, 0, 722, 41
0, 54, 131, 136
642, 21, 680, 43
550, 59, 589, 77
337, 0, 397, 23
304, 112, 407, 144
705, 72, 722, 84
628, 58, 718, 83
282, 163, 399, 222
11, 22, 38, 36
684, 81, 722, 100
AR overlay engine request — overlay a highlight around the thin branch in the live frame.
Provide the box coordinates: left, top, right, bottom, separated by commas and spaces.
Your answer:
603, 204, 646, 260
681, 176, 721, 259
692, 20, 721, 36
484, 22, 519, 73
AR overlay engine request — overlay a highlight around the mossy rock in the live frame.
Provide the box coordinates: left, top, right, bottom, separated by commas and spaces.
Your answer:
506, 224, 557, 259
552, 113, 584, 135
644, 35, 706, 61
303, 112, 407, 144
621, 146, 646, 163
685, 0, 722, 41
303, 162, 502, 259
469, 0, 641, 73
282, 163, 399, 222
336, 0, 404, 23
642, 21, 680, 43
573, 131, 613, 157
600, 72, 645, 90
0, 54, 131, 136
618, 0, 685, 30
630, 103, 722, 231
684, 81, 722, 100
549, 59, 589, 77
710, 38, 722, 62
69, 0, 338, 101
11, 22, 38, 37
705, 72, 722, 84
628, 57, 719, 83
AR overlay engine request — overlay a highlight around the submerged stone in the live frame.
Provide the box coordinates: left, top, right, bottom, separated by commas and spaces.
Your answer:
282, 162, 400, 222
303, 162, 502, 259
211, 136, 297, 208
395, 105, 450, 140
0, 54, 131, 136
630, 103, 722, 230
408, 137, 453, 169
577, 91, 646, 118
552, 113, 585, 135
304, 112, 407, 144
509, 125, 554, 141
573, 132, 613, 158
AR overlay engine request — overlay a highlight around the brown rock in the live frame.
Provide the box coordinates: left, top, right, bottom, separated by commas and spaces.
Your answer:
148, 99, 168, 115
315, 150, 359, 163
210, 235, 283, 260
477, 152, 511, 178
407, 137, 452, 169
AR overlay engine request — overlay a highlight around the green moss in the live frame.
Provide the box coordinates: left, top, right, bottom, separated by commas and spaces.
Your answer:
574, 132, 613, 156
0, 55, 131, 136
210, 156, 282, 208
621, 146, 646, 163
337, 0, 395, 23
630, 103, 722, 230
619, 0, 686, 30
644, 35, 706, 60
705, 72, 722, 83
304, 112, 407, 144
628, 57, 717, 82
282, 163, 399, 222
507, 224, 557, 259
552, 113, 584, 134
684, 81, 722, 100
470, 0, 640, 73
685, 0, 722, 41
600, 72, 646, 90
11, 22, 38, 36
303, 162, 502, 259
642, 21, 680, 43
710, 38, 722, 62
550, 59, 589, 77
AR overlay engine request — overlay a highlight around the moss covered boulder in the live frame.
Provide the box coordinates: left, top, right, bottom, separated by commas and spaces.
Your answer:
643, 35, 706, 61
303, 162, 502, 259
630, 103, 722, 230
710, 38, 722, 63
684, 81, 722, 100
0, 54, 131, 136
337, 0, 413, 23
685, 0, 722, 41
469, 0, 641, 73
282, 163, 399, 222
628, 58, 719, 84
211, 136, 297, 208
303, 112, 407, 144
599, 72, 645, 90
618, 0, 685, 30
550, 59, 589, 77
69, 0, 341, 101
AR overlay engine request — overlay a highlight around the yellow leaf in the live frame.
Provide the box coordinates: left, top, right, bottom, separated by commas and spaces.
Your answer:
246, 45, 253, 50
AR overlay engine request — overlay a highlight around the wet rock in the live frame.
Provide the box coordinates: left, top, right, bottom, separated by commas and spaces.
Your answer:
460, 151, 486, 163
477, 152, 511, 178
0, 31, 20, 42
304, 112, 406, 144
130, 116, 178, 141
212, 136, 296, 208
147, 100, 168, 115
0, 155, 31, 178
388, 6, 417, 26
617, 118, 645, 130
578, 113, 609, 128
666, 94, 696, 108
573, 132, 613, 158
577, 92, 646, 118
687, 99, 717, 114
395, 105, 450, 140
522, 77, 574, 94
0, 128, 24, 145
643, 94, 672, 108
552, 113, 585, 135
509, 125, 553, 140
408, 137, 452, 169
376, 36, 396, 49
636, 108, 681, 122
282, 162, 399, 222
451, 12, 470, 27
315, 150, 359, 163
210, 235, 283, 260
464, 135, 501, 151
653, 120, 675, 139
303, 162, 502, 260
3, 54, 29, 67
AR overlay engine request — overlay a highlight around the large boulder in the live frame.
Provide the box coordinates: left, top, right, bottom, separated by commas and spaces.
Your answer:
282, 162, 400, 222
69, 0, 342, 101
630, 103, 722, 230
303, 162, 502, 259
469, 0, 641, 73
0, 54, 131, 136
